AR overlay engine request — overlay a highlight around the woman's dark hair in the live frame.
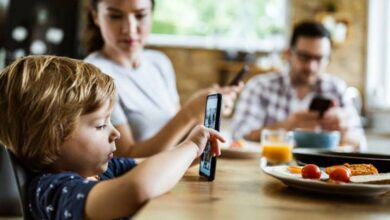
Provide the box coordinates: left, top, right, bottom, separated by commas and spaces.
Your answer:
290, 21, 332, 48
82, 0, 155, 55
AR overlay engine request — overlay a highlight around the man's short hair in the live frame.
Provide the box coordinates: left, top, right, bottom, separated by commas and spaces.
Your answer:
0, 55, 116, 171
290, 21, 332, 47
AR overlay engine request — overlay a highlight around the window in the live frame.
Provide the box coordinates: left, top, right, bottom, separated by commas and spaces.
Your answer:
147, 0, 288, 51
366, 0, 390, 109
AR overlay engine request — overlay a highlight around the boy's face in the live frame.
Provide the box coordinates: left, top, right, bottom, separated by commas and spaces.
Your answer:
57, 100, 120, 177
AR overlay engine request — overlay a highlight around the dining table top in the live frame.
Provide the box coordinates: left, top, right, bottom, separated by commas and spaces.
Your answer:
134, 157, 390, 220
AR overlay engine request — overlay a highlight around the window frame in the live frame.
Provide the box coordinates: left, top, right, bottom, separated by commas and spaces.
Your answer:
366, 0, 390, 109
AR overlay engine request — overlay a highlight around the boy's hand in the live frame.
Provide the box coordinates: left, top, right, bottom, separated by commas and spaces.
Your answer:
185, 125, 225, 157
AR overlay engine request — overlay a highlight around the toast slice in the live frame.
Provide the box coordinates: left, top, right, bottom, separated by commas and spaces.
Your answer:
343, 163, 379, 176
325, 163, 378, 176
350, 173, 390, 184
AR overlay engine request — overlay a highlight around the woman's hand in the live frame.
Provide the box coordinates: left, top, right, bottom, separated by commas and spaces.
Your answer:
182, 82, 244, 122
213, 82, 244, 116
181, 88, 210, 122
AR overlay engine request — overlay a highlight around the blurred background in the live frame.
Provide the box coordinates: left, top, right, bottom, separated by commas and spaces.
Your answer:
0, 0, 389, 148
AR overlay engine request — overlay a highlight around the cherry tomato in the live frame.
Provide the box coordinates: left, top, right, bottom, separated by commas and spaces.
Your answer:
301, 164, 321, 179
329, 167, 351, 182
325, 165, 344, 175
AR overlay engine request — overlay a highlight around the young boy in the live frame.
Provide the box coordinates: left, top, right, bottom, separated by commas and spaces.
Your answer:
0, 55, 224, 219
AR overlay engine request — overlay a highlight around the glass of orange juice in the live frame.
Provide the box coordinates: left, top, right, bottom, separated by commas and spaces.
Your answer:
261, 129, 294, 164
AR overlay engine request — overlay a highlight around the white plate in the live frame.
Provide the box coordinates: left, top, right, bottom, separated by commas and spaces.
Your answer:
261, 164, 390, 197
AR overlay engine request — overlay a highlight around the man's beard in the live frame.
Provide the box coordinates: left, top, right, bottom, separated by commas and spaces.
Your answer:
291, 71, 316, 87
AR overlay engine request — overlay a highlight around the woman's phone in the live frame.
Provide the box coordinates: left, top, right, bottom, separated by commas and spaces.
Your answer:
309, 96, 334, 118
199, 93, 222, 181
228, 65, 249, 86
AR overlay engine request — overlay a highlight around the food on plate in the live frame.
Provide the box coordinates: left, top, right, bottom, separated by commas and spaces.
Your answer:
288, 166, 302, 174
301, 164, 321, 179
285, 163, 387, 184
328, 167, 351, 183
325, 163, 378, 176
344, 163, 378, 176
230, 140, 245, 149
350, 173, 390, 184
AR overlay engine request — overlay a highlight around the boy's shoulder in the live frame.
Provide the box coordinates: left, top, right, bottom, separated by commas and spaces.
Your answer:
28, 171, 98, 219
30, 171, 96, 188
100, 157, 137, 180
28, 171, 98, 203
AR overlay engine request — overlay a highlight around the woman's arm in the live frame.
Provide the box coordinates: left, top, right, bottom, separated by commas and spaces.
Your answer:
84, 126, 224, 219
114, 89, 209, 157
115, 85, 241, 158
114, 106, 199, 157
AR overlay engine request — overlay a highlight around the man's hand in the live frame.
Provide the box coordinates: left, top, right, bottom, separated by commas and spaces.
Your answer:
284, 110, 320, 130
320, 107, 348, 132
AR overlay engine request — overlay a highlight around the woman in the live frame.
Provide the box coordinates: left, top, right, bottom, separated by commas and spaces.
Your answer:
83, 0, 241, 157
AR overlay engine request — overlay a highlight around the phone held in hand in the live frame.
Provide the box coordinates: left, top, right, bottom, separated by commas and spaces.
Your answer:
309, 96, 334, 118
228, 65, 249, 86
199, 93, 222, 181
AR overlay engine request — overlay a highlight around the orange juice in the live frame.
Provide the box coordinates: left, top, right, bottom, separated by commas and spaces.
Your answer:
262, 144, 292, 163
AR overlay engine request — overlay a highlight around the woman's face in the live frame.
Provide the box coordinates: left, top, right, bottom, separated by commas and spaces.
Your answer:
93, 0, 152, 59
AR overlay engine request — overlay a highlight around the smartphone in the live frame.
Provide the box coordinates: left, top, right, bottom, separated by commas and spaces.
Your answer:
228, 65, 249, 86
199, 93, 222, 181
309, 96, 334, 118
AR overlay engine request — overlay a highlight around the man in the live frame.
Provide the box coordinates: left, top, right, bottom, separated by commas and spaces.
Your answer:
232, 21, 365, 149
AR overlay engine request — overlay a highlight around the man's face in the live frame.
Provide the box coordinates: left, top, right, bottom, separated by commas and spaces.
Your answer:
288, 37, 331, 87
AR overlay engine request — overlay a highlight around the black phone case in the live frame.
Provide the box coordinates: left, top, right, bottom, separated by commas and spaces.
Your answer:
228, 65, 249, 86
309, 96, 333, 117
199, 93, 222, 181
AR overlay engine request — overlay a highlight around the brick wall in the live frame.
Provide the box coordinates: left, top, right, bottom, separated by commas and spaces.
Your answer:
149, 47, 223, 103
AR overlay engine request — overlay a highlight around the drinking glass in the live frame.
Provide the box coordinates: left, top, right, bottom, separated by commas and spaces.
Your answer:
261, 129, 294, 163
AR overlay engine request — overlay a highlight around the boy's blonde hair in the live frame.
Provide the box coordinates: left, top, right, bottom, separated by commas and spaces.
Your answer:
0, 55, 116, 171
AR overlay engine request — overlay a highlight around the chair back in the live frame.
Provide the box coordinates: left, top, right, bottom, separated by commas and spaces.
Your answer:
0, 144, 29, 219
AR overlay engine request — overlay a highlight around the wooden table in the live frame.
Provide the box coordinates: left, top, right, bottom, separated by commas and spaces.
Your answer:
135, 158, 390, 220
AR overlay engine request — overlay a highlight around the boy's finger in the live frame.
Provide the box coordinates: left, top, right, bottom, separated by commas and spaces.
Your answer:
208, 129, 226, 143
210, 136, 221, 157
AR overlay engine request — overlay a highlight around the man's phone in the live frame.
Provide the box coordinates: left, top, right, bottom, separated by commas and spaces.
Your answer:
228, 65, 249, 86
309, 96, 334, 118
199, 93, 222, 181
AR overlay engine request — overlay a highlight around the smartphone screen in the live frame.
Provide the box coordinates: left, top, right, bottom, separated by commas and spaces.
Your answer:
228, 65, 249, 86
199, 93, 222, 181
